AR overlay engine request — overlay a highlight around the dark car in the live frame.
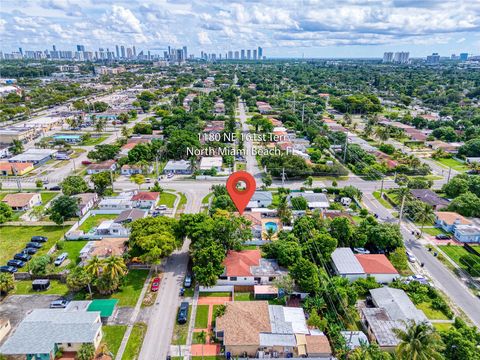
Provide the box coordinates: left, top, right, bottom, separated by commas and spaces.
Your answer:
7, 259, 25, 268
23, 247, 38, 255
31, 236, 48, 243
14, 253, 31, 262
435, 234, 451, 240
26, 242, 43, 249
177, 302, 189, 324
49, 186, 61, 191
0, 266, 18, 273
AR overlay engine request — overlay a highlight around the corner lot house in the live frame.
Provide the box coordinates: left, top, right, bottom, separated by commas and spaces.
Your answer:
0, 308, 102, 359
410, 189, 449, 210
2, 192, 42, 211
331, 248, 399, 283
218, 249, 287, 285
131, 191, 160, 209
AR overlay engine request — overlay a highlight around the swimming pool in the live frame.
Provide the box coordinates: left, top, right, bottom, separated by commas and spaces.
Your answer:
264, 221, 278, 232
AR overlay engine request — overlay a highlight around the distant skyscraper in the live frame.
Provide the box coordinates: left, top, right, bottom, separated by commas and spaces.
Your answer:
133, 46, 136, 57
76, 45, 85, 52
393, 51, 409, 64
241, 49, 245, 60
234, 51, 239, 59
127, 48, 133, 58
52, 45, 56, 51
247, 49, 251, 59
228, 51, 233, 59
253, 49, 257, 60
120, 45, 125, 59
460, 53, 468, 61
115, 45, 120, 59
18, 47, 23, 56
426, 52, 440, 65
183, 46, 188, 60
258, 47, 263, 59
383, 52, 393, 63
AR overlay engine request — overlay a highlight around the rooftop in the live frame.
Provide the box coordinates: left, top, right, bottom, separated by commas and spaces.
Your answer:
410, 189, 449, 207
2, 192, 39, 208
361, 307, 405, 347
331, 248, 365, 275
131, 191, 160, 201
355, 254, 398, 275
370, 287, 428, 323
114, 208, 146, 223
435, 211, 471, 226
305, 334, 332, 355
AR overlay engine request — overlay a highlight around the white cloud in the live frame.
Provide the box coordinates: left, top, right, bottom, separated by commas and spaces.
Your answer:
198, 30, 212, 45
102, 5, 143, 34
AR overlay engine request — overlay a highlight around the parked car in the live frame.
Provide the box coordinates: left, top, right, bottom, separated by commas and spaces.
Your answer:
50, 299, 69, 308
54, 253, 68, 266
353, 247, 370, 254
22, 247, 38, 255
406, 250, 417, 263
167, 172, 174, 179
183, 275, 192, 288
31, 236, 48, 243
156, 205, 168, 211
14, 253, 31, 262
7, 259, 25, 268
26, 242, 43, 249
435, 234, 451, 240
151, 277, 161, 292
81, 160, 92, 166
49, 186, 61, 191
0, 266, 18, 273
177, 302, 189, 324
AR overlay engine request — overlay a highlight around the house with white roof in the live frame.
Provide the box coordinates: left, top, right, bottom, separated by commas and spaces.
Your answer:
199, 156, 223, 171
288, 192, 330, 209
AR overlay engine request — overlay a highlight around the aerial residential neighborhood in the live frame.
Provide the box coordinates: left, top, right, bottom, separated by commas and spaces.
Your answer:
0, 1, 480, 360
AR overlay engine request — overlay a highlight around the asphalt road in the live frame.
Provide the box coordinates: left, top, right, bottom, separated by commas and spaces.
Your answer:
239, 100, 262, 179
362, 193, 480, 328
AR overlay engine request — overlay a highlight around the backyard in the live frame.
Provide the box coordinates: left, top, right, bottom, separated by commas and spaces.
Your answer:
13, 279, 69, 296
78, 214, 118, 233
0, 225, 65, 264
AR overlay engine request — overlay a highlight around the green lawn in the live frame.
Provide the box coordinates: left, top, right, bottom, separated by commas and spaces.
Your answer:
79, 214, 118, 232
172, 305, 192, 345
158, 192, 177, 208
422, 227, 448, 236
372, 191, 393, 209
13, 280, 69, 296
0, 225, 65, 264
194, 305, 209, 329
53, 240, 88, 268
234, 292, 253, 301
104, 270, 149, 307
192, 357, 225, 360
40, 192, 58, 204
121, 323, 147, 360
199, 292, 231, 298
202, 193, 213, 205
192, 331, 208, 344
433, 323, 453, 332
80, 136, 107, 146
440, 245, 480, 276
434, 158, 469, 172
416, 302, 449, 320
103, 325, 127, 357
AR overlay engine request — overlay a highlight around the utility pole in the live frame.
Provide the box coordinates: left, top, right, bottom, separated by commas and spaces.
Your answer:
281, 167, 286, 186
447, 167, 452, 182
155, 155, 159, 179
110, 169, 114, 192
343, 136, 348, 163
398, 193, 406, 225
380, 176, 385, 197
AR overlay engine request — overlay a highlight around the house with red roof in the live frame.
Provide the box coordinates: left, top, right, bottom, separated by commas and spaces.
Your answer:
218, 250, 287, 286
331, 248, 399, 283
131, 191, 160, 209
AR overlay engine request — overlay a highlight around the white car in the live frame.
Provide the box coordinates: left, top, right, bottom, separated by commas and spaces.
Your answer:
353, 248, 370, 254
406, 250, 417, 263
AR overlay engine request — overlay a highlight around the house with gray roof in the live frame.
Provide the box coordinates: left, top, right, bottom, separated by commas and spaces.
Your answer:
0, 308, 103, 359
247, 191, 273, 208
331, 248, 365, 281
288, 192, 330, 209
410, 189, 449, 210
163, 160, 192, 174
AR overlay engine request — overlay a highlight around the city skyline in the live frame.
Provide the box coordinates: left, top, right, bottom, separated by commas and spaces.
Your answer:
0, 0, 478, 58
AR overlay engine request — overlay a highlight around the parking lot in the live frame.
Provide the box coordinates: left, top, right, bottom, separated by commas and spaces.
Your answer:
0, 294, 61, 328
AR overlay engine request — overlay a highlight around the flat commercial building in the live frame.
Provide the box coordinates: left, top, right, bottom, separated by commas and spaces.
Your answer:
8, 149, 56, 166
0, 126, 38, 144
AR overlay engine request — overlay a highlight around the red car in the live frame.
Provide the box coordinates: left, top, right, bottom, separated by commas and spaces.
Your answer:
151, 277, 161, 292
81, 160, 92, 166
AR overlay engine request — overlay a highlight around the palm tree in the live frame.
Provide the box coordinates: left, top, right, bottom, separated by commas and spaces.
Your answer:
0, 273, 14, 296
103, 256, 127, 280
363, 122, 374, 137
85, 256, 104, 278
264, 227, 276, 241
11, 139, 24, 155
414, 203, 435, 236
393, 320, 443, 360
392, 187, 411, 225
375, 127, 390, 142
197, 330, 207, 360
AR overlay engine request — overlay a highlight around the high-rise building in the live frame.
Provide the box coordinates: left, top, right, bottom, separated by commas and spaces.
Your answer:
258, 47, 263, 59
52, 45, 56, 51
247, 49, 251, 59
183, 46, 188, 60
393, 51, 409, 64
176, 49, 184, 62
241, 49, 245, 60
253, 49, 257, 60
115, 45, 120, 59
120, 45, 125, 59
127, 48, 133, 59
383, 52, 393, 63
234, 51, 239, 59
133, 46, 136, 57
228, 51, 233, 59
76, 45, 85, 52
426, 52, 440, 65
460, 53, 468, 61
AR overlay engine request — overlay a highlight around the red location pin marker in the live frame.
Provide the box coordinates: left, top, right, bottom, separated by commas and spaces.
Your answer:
226, 171, 256, 215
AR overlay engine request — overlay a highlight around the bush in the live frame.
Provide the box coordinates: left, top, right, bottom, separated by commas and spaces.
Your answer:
28, 255, 52, 276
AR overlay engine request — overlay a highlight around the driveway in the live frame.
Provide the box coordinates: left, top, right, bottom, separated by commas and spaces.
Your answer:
0, 294, 60, 327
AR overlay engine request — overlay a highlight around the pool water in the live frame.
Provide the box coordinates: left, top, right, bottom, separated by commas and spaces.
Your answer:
265, 221, 278, 232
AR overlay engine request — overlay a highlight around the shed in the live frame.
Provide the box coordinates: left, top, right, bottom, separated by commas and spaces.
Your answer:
254, 285, 278, 300
32, 279, 50, 291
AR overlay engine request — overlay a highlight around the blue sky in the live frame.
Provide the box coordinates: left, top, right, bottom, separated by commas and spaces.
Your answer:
0, 0, 478, 58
